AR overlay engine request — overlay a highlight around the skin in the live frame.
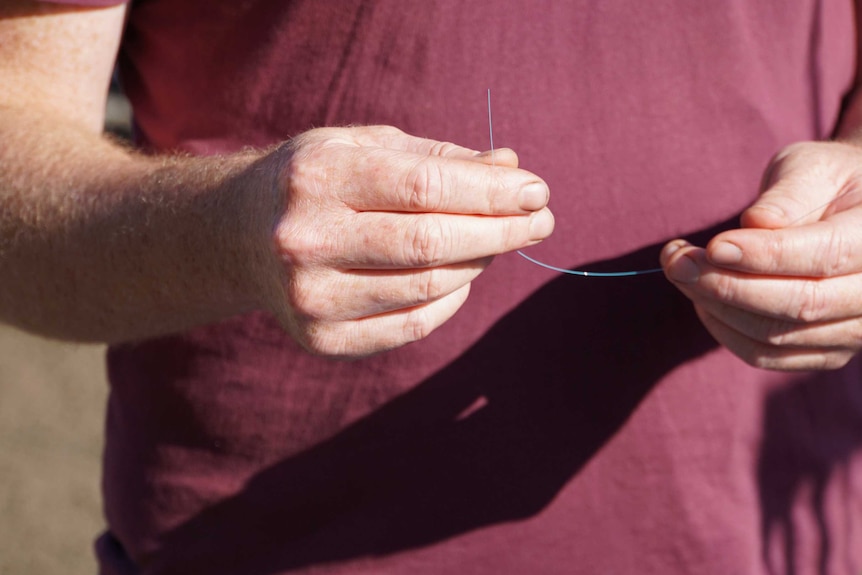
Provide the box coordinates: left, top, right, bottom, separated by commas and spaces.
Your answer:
662, 2, 862, 372
662, 140, 862, 371
5, 2, 862, 370
0, 0, 553, 357
660, 2, 862, 373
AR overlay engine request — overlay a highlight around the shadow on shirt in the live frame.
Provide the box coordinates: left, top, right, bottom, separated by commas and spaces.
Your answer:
145, 221, 732, 573
758, 367, 862, 575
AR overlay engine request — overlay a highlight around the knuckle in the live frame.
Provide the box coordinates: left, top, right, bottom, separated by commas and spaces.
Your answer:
748, 354, 774, 370
401, 307, 436, 343
298, 334, 328, 356
403, 158, 446, 212
373, 125, 405, 137
818, 227, 853, 277
709, 272, 740, 305
294, 291, 331, 321
285, 137, 331, 190
406, 218, 451, 267
734, 343, 772, 370
411, 268, 448, 303
764, 143, 808, 180
284, 152, 310, 198
298, 323, 356, 359
762, 319, 794, 347
285, 130, 355, 203
776, 141, 807, 158
791, 141, 825, 159
493, 214, 522, 251
793, 281, 829, 323
283, 275, 323, 319
763, 235, 787, 273
276, 223, 327, 266
778, 141, 829, 165
427, 140, 462, 157
291, 319, 329, 355
485, 171, 507, 213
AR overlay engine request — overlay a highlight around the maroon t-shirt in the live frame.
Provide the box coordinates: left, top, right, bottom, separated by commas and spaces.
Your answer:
46, 1, 862, 573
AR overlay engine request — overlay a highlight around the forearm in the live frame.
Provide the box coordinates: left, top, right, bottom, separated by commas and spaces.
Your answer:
0, 108, 283, 343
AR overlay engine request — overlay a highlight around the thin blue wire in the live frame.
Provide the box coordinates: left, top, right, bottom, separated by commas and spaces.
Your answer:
487, 89, 663, 278
516, 250, 664, 277
487, 88, 495, 166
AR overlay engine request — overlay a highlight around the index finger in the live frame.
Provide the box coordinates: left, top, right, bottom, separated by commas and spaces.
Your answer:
706, 214, 862, 277
349, 126, 519, 167
667, 247, 862, 325
337, 146, 549, 216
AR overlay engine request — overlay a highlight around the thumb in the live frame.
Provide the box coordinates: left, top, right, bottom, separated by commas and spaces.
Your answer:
742, 142, 855, 230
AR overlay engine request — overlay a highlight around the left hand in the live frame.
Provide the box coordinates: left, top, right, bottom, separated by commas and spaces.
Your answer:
662, 140, 862, 371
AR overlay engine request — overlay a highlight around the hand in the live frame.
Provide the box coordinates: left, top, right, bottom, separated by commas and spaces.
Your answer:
263, 125, 553, 358
661, 141, 862, 371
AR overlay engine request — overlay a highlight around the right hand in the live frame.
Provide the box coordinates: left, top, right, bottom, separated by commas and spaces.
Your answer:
262, 125, 554, 358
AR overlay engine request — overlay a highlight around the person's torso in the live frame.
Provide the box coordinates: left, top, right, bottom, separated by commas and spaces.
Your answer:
100, 2, 862, 573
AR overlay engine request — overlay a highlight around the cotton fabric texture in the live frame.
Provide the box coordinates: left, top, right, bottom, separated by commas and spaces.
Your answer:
40, 0, 862, 573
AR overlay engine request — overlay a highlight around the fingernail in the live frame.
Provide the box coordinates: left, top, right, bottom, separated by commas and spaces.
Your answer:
749, 203, 786, 221
529, 209, 555, 240
661, 240, 689, 262
519, 182, 549, 211
709, 241, 743, 265
668, 254, 700, 284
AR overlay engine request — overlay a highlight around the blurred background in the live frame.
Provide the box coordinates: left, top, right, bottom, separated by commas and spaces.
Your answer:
0, 80, 131, 575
